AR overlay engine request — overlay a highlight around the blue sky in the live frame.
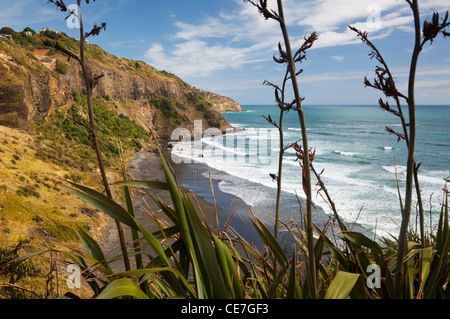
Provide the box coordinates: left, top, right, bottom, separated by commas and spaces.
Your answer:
1, 0, 450, 105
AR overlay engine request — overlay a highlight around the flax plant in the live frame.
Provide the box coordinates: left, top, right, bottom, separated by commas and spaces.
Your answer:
245, 0, 318, 298
350, 0, 449, 298
55, 141, 364, 299
262, 73, 289, 241
42, 0, 130, 271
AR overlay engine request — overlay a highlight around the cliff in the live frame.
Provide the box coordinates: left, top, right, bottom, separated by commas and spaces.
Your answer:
0, 29, 242, 139
0, 29, 243, 260
191, 87, 243, 112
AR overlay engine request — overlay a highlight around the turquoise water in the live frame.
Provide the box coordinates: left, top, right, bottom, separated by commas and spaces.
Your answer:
173, 105, 450, 237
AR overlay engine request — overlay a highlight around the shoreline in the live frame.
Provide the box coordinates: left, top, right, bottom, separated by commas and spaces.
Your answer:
171, 152, 266, 245
99, 137, 372, 271
98, 148, 232, 272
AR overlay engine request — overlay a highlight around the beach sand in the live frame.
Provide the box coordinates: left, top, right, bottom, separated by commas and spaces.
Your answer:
98, 136, 328, 273
98, 149, 225, 272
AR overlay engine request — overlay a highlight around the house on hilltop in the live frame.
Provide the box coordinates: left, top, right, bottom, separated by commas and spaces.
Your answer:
41, 28, 56, 33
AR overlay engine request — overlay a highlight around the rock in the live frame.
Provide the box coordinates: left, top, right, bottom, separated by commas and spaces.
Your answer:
0, 33, 241, 134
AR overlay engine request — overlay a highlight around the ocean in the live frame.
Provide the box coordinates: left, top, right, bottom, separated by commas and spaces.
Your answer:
171, 105, 450, 239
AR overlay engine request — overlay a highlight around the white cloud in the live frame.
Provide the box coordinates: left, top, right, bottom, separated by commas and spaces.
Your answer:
144, 0, 450, 81
285, 0, 447, 49
174, 18, 236, 40
331, 56, 345, 61
291, 0, 402, 32
389, 67, 450, 92
415, 80, 450, 89
145, 40, 266, 77
145, 0, 279, 77
300, 72, 364, 83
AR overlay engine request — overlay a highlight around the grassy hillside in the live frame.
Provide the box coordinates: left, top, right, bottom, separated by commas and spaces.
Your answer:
0, 124, 110, 298
0, 26, 236, 298
0, 27, 229, 253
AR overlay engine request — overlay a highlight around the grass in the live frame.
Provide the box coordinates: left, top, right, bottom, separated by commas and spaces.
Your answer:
0, 125, 106, 249
34, 92, 150, 170
0, 79, 154, 298
0, 124, 120, 298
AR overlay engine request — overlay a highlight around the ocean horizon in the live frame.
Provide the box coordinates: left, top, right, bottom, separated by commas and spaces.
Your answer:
172, 104, 450, 240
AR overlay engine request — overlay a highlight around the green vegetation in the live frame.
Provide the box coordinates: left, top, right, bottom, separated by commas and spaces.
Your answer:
16, 185, 40, 198
153, 95, 187, 124
186, 92, 221, 128
0, 125, 103, 298
50, 92, 150, 162
0, 27, 46, 52
1, 0, 448, 301
0, 27, 15, 35
12, 145, 442, 300
55, 61, 68, 74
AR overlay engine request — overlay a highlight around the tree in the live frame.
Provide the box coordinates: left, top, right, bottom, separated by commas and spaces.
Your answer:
0, 27, 15, 35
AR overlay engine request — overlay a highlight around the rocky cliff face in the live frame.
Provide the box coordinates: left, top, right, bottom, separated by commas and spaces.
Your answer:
191, 87, 242, 112
0, 32, 242, 138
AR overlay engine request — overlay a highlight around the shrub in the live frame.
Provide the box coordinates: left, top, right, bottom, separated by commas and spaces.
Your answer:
50, 95, 149, 158
16, 185, 40, 198
31, 215, 43, 223
0, 27, 15, 35
22, 27, 36, 35
41, 29, 57, 39
176, 102, 186, 110
55, 61, 68, 74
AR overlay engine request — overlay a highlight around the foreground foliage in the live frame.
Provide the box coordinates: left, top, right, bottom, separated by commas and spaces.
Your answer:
1, 0, 449, 300
3, 146, 446, 299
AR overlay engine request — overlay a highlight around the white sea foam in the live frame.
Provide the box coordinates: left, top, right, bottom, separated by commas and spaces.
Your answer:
333, 150, 361, 157
381, 165, 407, 175
417, 170, 449, 185
172, 106, 448, 237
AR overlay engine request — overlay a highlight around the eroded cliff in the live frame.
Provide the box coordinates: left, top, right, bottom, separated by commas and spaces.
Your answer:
0, 30, 242, 138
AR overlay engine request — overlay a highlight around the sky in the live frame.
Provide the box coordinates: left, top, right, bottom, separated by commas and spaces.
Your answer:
1, 0, 450, 106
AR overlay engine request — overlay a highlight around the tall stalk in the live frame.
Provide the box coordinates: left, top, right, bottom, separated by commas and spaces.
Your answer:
43, 0, 130, 272
263, 69, 289, 240
395, 0, 421, 298
245, 0, 317, 298
276, 0, 315, 298
351, 0, 449, 298
274, 109, 285, 240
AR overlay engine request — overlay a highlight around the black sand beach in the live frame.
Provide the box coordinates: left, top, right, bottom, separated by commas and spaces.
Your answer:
99, 149, 261, 272
99, 142, 371, 272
